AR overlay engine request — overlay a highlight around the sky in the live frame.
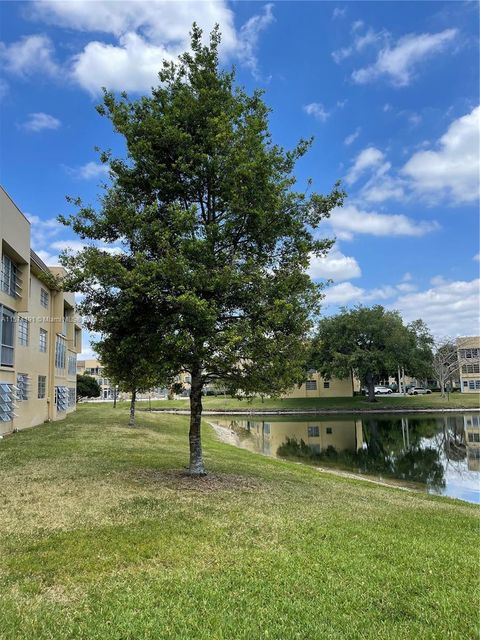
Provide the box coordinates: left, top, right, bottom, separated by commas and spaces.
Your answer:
0, 0, 479, 358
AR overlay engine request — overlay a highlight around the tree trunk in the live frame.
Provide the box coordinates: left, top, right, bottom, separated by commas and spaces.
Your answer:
189, 371, 206, 476
366, 372, 377, 403
128, 389, 137, 427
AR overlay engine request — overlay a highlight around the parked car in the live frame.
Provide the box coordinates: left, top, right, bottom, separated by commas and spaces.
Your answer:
374, 386, 393, 395
408, 387, 432, 395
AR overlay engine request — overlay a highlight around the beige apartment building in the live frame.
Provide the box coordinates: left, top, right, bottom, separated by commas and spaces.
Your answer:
77, 358, 115, 400
457, 336, 480, 394
0, 186, 81, 435
282, 370, 357, 399
77, 358, 169, 400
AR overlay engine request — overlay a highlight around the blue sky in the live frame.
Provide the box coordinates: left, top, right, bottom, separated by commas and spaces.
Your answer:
0, 1, 479, 356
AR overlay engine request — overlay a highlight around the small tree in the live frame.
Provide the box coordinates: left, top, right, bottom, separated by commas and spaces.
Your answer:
60, 25, 343, 474
76, 374, 101, 400
311, 306, 433, 402
432, 338, 460, 397
92, 290, 172, 426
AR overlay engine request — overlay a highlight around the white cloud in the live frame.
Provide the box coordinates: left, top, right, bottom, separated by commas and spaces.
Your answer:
332, 7, 347, 19
34, 249, 60, 265
31, 1, 238, 50
308, 249, 361, 282
332, 25, 386, 64
237, 3, 275, 79
352, 28, 457, 87
66, 161, 110, 180
402, 106, 480, 204
394, 278, 480, 337
71, 32, 176, 94
0, 34, 60, 78
29, 1, 272, 92
345, 147, 385, 185
360, 165, 406, 203
303, 102, 330, 122
20, 112, 61, 132
324, 277, 480, 337
27, 214, 63, 250
344, 127, 361, 146
323, 282, 397, 306
474, 254, 480, 262
329, 204, 439, 240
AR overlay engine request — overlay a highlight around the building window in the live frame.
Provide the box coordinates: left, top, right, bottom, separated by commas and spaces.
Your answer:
323, 381, 330, 389
1, 254, 20, 298
39, 329, 48, 353
326, 427, 333, 434
306, 380, 317, 391
68, 354, 76, 376
17, 373, 29, 401
55, 386, 68, 412
463, 381, 468, 388
308, 425, 319, 437
55, 336, 66, 369
38, 375, 46, 399
0, 306, 15, 367
40, 288, 49, 308
18, 317, 29, 346
0, 383, 15, 421
309, 444, 321, 454
476, 380, 480, 390
468, 432, 480, 443
68, 387, 76, 407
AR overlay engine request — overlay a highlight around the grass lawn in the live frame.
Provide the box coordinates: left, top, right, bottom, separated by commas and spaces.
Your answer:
0, 404, 478, 639
124, 392, 480, 412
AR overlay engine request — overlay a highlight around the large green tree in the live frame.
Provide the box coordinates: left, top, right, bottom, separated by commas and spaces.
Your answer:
60, 25, 344, 474
311, 305, 433, 402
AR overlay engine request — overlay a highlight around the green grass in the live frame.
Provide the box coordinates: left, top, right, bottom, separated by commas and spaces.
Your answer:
0, 404, 478, 639
119, 392, 480, 412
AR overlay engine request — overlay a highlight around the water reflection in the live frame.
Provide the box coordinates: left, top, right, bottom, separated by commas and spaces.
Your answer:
213, 413, 480, 503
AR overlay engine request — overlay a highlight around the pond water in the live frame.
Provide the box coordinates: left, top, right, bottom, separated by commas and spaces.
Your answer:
212, 413, 480, 504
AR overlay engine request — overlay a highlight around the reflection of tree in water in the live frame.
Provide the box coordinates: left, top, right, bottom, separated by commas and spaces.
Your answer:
227, 419, 254, 442
277, 417, 446, 489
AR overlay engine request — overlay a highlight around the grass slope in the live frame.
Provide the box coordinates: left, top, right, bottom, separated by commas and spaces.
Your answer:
0, 404, 478, 640
123, 392, 480, 412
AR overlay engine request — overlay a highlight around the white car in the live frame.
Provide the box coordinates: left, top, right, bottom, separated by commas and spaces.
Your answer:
408, 387, 432, 395
374, 386, 393, 395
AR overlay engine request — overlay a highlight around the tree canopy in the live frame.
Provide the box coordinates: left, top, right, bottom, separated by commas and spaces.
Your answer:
76, 374, 101, 400
310, 305, 433, 402
60, 25, 344, 474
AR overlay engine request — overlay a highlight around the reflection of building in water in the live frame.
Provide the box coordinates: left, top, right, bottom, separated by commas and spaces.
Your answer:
216, 418, 363, 456
464, 414, 480, 471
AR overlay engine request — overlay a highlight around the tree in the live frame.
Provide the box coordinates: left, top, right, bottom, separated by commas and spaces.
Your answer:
76, 374, 101, 400
311, 305, 433, 402
432, 338, 460, 397
93, 290, 171, 426
60, 25, 344, 475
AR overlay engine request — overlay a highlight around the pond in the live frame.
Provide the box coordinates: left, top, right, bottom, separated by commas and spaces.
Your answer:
211, 413, 480, 504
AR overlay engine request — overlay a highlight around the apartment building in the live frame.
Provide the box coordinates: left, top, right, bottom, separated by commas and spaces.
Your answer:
77, 358, 168, 400
457, 336, 480, 394
282, 370, 358, 399
77, 359, 116, 399
0, 186, 81, 435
